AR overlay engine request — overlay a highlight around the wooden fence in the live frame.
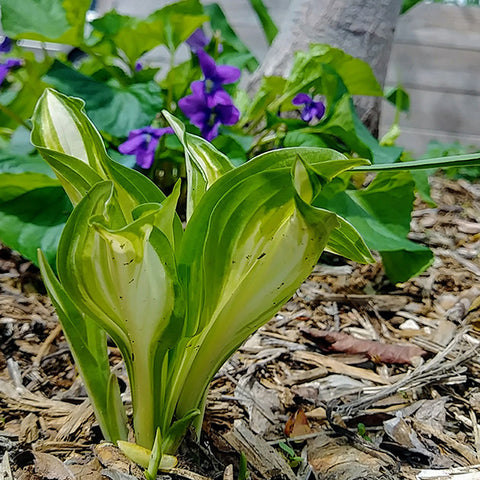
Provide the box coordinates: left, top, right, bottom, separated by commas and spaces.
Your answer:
380, 3, 480, 155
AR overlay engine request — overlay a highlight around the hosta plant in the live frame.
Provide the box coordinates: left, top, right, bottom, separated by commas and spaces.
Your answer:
30, 89, 480, 473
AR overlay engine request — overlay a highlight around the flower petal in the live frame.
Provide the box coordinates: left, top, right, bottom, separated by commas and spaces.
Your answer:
197, 50, 217, 80
292, 93, 312, 105
0, 36, 12, 53
186, 28, 209, 53
215, 104, 240, 126
118, 134, 146, 155
214, 64, 241, 85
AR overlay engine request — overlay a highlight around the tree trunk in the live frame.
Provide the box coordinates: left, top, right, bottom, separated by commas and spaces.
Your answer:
249, 0, 403, 136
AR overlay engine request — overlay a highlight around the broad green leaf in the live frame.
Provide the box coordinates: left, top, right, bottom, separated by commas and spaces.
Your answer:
204, 3, 259, 72
0, 151, 55, 177
0, 184, 71, 266
0, 0, 90, 45
38, 250, 128, 443
212, 132, 252, 166
44, 61, 164, 137
57, 182, 182, 350
31, 88, 110, 175
248, 0, 278, 45
173, 148, 371, 419
314, 171, 434, 282
283, 132, 329, 148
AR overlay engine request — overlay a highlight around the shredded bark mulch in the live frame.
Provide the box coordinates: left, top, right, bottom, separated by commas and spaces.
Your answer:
2, 175, 480, 480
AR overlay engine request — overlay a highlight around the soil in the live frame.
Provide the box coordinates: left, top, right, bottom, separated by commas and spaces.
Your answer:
2, 175, 480, 480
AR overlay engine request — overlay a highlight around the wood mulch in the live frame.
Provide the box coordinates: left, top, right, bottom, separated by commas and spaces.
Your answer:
2, 175, 480, 480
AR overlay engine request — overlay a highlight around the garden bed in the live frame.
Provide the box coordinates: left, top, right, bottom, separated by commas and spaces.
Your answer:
1, 173, 480, 480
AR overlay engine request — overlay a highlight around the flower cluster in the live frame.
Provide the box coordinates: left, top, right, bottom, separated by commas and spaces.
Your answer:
119, 126, 174, 169
292, 93, 325, 122
0, 37, 22, 87
179, 48, 240, 141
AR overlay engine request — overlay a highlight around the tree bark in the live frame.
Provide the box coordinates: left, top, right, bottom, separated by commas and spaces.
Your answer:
249, 0, 403, 136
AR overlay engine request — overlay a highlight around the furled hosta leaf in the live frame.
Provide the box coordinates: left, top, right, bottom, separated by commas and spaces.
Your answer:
56, 181, 184, 448
172, 148, 372, 419
31, 88, 110, 174
163, 111, 234, 220
31, 89, 174, 224
38, 251, 128, 443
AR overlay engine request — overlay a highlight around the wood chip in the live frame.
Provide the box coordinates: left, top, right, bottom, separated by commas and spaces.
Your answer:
224, 420, 296, 480
293, 351, 391, 385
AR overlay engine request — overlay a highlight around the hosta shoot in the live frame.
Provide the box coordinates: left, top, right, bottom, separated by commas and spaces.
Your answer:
31, 88, 400, 466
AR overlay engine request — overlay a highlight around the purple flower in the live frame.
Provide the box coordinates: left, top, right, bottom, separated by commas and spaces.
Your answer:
197, 49, 240, 107
0, 58, 22, 86
135, 61, 143, 72
179, 81, 239, 141
118, 126, 174, 169
0, 37, 12, 54
292, 93, 326, 122
186, 28, 209, 54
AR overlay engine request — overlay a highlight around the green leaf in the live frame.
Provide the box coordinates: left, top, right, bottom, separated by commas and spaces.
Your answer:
0, 0, 90, 45
160, 61, 197, 101
146, 0, 208, 52
173, 148, 370, 420
204, 3, 259, 71
284, 44, 383, 102
0, 151, 55, 177
314, 171, 434, 282
353, 152, 480, 172
401, 0, 423, 14
44, 61, 164, 137
284, 132, 329, 148
385, 86, 410, 113
248, 0, 278, 45
0, 52, 51, 130
241, 76, 286, 125
91, 3, 207, 64
37, 250, 128, 442
0, 184, 71, 266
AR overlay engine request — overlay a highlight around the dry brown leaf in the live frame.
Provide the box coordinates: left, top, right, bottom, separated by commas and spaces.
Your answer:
302, 328, 427, 365
284, 408, 312, 438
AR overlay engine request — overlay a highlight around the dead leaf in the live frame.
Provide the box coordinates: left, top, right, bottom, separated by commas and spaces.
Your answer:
284, 408, 312, 438
302, 328, 427, 365
33, 452, 75, 480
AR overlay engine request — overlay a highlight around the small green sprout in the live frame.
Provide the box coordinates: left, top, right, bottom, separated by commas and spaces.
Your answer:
278, 441, 303, 468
